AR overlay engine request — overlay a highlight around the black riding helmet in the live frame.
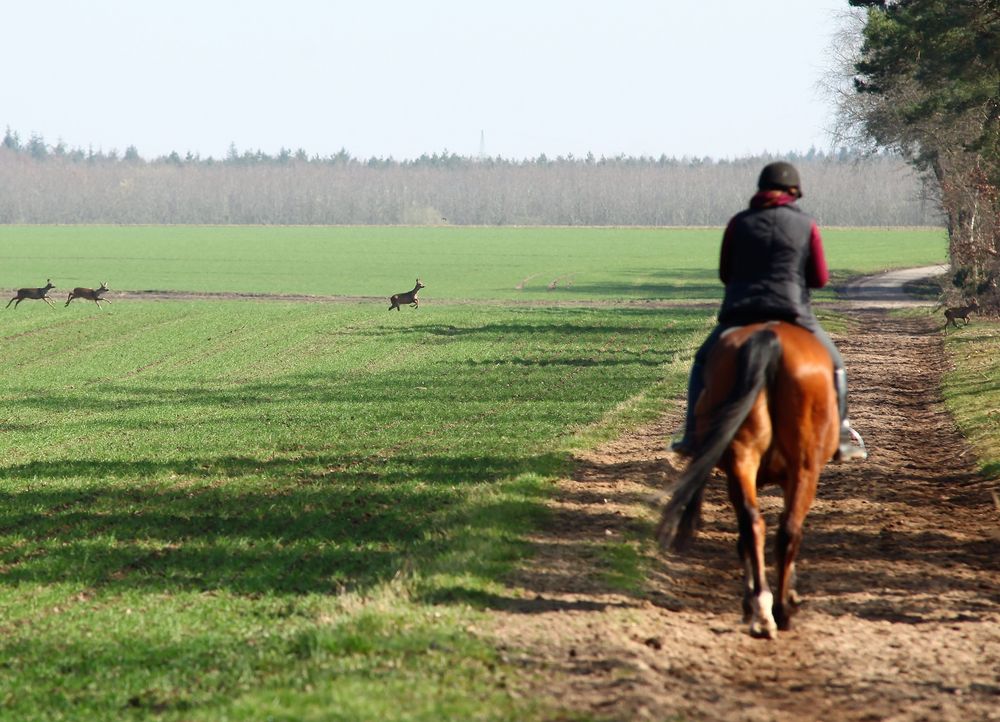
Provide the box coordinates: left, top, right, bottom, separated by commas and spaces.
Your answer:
757, 161, 803, 198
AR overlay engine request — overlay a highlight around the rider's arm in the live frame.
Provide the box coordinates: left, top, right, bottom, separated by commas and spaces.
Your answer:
719, 220, 736, 283
806, 222, 829, 288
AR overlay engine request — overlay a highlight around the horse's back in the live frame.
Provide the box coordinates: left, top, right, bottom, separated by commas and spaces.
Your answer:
712, 322, 833, 394
706, 321, 838, 467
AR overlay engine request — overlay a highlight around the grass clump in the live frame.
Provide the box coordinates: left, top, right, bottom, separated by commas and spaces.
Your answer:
941, 316, 1000, 479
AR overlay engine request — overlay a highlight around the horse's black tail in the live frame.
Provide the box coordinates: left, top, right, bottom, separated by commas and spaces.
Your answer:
657, 328, 782, 552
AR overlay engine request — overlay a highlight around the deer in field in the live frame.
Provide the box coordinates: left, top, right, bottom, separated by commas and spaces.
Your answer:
944, 298, 979, 327
6, 279, 56, 309
65, 281, 111, 308
388, 279, 425, 311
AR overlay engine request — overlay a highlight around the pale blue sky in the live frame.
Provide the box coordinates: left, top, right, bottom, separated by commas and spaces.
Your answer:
2, 1, 852, 160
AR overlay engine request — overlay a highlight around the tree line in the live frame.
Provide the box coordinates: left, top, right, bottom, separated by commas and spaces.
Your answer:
838, 0, 999, 308
0, 132, 939, 227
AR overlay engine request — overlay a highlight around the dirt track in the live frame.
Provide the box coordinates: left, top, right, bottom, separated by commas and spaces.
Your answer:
89, 288, 720, 309
492, 278, 1000, 721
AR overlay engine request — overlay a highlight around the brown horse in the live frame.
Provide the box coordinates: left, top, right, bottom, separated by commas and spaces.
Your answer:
657, 321, 839, 639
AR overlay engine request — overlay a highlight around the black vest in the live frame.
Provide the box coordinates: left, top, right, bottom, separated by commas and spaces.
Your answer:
717, 203, 819, 330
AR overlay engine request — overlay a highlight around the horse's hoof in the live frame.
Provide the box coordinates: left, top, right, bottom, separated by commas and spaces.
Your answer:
775, 591, 802, 630
749, 618, 778, 639
774, 602, 796, 631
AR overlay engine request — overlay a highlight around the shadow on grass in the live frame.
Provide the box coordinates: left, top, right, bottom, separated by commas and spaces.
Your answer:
0, 450, 564, 597
902, 276, 944, 301
0, 372, 623, 417
537, 269, 722, 301
0, 444, 994, 622
464, 355, 673, 368
379, 305, 714, 339
421, 585, 633, 613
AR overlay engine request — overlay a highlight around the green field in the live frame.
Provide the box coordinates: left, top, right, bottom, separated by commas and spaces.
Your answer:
0, 226, 950, 720
0, 225, 947, 300
943, 318, 1000, 479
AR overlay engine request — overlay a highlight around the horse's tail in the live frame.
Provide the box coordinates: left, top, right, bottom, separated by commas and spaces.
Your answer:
657, 328, 782, 552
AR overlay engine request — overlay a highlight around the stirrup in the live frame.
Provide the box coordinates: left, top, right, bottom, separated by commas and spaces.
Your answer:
834, 422, 867, 463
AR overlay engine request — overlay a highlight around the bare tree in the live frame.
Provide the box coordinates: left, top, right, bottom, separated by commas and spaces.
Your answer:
0, 144, 940, 227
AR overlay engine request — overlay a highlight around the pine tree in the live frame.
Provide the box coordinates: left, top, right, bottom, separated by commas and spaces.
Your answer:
850, 0, 1000, 302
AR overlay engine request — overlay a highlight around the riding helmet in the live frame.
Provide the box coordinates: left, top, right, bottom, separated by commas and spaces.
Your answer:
757, 161, 802, 197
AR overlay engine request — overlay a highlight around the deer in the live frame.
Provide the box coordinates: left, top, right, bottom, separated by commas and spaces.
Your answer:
388, 279, 425, 311
65, 281, 111, 309
6, 279, 56, 309
944, 298, 979, 328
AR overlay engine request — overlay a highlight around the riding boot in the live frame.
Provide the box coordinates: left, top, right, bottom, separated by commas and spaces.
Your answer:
670, 362, 704, 456
833, 368, 867, 462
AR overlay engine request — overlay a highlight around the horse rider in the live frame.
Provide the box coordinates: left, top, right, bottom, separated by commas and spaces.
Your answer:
671, 161, 867, 463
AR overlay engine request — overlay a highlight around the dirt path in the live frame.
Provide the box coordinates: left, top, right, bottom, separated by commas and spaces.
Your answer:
83, 288, 720, 310
492, 282, 1000, 721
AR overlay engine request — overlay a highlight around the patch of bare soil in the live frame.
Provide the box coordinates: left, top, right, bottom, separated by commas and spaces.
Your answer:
491, 311, 1000, 721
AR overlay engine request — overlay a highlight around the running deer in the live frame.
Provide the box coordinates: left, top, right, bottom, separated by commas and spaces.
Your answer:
388, 279, 425, 311
65, 281, 111, 308
6, 279, 56, 309
944, 298, 979, 327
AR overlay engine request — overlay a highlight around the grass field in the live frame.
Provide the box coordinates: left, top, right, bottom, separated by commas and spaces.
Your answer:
0, 225, 947, 300
0, 298, 707, 720
942, 318, 1000, 480
0, 225, 950, 720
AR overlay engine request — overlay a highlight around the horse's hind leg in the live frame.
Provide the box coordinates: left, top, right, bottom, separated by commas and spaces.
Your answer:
774, 469, 818, 630
728, 464, 776, 639
774, 516, 802, 630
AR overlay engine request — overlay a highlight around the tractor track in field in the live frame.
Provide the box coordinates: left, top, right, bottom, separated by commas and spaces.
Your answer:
59, 288, 722, 309
489, 267, 1000, 721
36, 267, 946, 311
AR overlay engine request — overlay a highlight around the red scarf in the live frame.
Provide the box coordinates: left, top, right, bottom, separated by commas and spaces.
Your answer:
750, 190, 798, 209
